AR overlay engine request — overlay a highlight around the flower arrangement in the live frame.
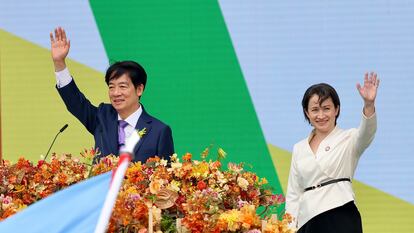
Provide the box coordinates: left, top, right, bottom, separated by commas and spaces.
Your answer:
0, 154, 89, 220
0, 147, 295, 233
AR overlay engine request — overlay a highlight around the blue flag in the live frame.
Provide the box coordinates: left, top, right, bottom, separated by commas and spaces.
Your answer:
0, 172, 112, 232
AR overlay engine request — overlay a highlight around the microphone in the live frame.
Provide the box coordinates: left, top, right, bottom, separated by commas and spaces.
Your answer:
44, 124, 68, 161
59, 124, 68, 133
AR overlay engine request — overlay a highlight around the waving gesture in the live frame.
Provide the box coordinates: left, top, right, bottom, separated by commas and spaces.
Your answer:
357, 72, 380, 117
50, 27, 70, 71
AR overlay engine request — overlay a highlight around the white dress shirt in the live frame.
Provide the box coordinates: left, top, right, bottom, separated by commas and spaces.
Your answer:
286, 113, 377, 229
118, 107, 142, 139
55, 67, 73, 88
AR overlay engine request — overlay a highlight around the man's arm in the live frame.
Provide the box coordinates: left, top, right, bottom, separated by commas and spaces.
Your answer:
51, 27, 98, 134
57, 80, 99, 134
157, 125, 174, 161
51, 27, 73, 88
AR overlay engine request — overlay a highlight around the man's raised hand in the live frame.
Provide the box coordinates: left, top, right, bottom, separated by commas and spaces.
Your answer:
50, 27, 70, 71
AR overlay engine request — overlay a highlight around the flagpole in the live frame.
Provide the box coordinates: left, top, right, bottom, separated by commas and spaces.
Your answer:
94, 131, 141, 233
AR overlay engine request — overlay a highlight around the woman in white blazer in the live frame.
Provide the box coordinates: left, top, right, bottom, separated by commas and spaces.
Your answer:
286, 72, 380, 233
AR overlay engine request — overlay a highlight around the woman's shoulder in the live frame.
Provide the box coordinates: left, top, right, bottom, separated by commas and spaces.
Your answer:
293, 137, 309, 150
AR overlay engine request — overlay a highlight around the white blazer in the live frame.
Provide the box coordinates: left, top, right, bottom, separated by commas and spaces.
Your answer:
286, 113, 377, 229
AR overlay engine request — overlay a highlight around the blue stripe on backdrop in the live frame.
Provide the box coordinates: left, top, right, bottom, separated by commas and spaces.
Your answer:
0, 0, 108, 72
218, 0, 414, 204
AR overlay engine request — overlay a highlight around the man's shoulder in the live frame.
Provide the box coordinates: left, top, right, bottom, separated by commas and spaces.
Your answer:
96, 103, 115, 111
97, 102, 113, 108
142, 110, 170, 129
95, 103, 117, 118
148, 114, 170, 128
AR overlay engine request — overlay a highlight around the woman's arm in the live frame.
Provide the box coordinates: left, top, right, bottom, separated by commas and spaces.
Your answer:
357, 72, 380, 117
286, 146, 303, 228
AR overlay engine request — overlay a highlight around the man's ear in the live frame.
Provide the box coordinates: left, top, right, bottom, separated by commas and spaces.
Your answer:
136, 84, 144, 97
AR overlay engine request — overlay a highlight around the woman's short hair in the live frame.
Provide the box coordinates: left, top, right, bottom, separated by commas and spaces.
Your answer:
302, 83, 341, 124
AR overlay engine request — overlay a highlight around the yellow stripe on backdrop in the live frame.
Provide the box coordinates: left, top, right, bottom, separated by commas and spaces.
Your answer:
268, 143, 414, 233
0, 29, 107, 162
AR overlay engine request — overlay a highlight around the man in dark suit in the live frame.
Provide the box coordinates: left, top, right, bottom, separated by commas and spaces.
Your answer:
50, 27, 174, 162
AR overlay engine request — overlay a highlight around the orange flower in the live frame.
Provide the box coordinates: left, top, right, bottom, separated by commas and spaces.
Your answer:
197, 180, 207, 190
240, 205, 261, 229
210, 161, 222, 170
146, 156, 161, 164
183, 153, 192, 162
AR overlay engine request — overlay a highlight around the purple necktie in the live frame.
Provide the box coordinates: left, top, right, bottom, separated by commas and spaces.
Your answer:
118, 120, 129, 148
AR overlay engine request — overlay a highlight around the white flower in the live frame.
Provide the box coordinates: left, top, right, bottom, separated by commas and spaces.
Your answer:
237, 177, 249, 191
160, 159, 168, 167
170, 162, 182, 170
215, 171, 227, 184
170, 153, 179, 162
223, 184, 230, 191
228, 162, 243, 173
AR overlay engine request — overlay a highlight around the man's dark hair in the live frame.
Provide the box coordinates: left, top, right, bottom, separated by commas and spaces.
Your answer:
302, 83, 341, 125
105, 61, 147, 89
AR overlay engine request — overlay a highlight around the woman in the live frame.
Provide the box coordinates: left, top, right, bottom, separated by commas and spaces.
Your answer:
286, 72, 380, 233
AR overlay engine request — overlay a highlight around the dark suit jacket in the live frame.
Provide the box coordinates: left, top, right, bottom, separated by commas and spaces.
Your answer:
57, 80, 174, 162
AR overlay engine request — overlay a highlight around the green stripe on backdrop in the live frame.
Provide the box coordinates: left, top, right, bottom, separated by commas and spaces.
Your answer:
89, 0, 283, 199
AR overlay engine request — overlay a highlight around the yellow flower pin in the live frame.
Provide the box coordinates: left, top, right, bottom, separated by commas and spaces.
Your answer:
137, 127, 147, 138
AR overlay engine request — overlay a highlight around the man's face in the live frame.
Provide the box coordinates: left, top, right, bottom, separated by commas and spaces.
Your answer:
108, 74, 144, 118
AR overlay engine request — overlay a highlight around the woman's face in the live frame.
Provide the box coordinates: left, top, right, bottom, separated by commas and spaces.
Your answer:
305, 94, 339, 134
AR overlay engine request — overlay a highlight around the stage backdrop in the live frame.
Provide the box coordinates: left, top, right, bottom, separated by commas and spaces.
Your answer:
0, 1, 413, 232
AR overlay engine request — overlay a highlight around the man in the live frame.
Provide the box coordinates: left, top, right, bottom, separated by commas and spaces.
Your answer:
50, 27, 174, 162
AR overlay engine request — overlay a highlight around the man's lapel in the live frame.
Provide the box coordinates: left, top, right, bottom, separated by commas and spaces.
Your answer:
134, 107, 152, 154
